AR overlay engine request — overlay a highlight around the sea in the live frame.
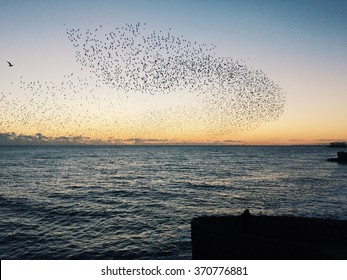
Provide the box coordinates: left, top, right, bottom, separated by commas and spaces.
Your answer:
1, 145, 346, 259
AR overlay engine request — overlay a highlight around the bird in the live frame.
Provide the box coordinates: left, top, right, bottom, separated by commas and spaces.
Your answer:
7, 61, 14, 67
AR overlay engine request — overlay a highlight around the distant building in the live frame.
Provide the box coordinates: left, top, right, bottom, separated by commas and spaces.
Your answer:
328, 142, 347, 148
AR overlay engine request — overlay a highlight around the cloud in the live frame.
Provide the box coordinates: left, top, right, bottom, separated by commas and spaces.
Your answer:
124, 138, 172, 145
316, 139, 346, 142
0, 132, 16, 145
222, 140, 244, 143
0, 132, 90, 145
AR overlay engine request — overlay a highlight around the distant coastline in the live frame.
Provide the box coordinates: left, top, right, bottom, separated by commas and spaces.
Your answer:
0, 143, 338, 147
1, 132, 346, 147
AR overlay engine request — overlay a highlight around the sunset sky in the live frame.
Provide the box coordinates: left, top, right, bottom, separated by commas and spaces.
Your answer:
1, 0, 346, 145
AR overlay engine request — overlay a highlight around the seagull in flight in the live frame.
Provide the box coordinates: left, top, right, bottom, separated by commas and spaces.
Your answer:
7, 61, 14, 67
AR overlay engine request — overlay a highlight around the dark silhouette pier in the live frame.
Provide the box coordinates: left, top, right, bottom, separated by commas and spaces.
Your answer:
327, 151, 347, 163
191, 210, 347, 259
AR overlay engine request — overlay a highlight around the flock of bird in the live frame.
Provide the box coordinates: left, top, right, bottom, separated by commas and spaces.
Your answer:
1, 23, 286, 142
1, 73, 118, 138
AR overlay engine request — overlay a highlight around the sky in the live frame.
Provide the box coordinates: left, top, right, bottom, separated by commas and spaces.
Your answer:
1, 0, 347, 145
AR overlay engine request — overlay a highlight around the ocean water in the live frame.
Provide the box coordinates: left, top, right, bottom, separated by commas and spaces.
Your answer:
0, 145, 346, 259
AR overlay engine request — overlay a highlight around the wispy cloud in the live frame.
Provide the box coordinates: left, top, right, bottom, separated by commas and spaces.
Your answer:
222, 139, 244, 143
221, 139, 246, 145
316, 139, 346, 142
124, 138, 171, 145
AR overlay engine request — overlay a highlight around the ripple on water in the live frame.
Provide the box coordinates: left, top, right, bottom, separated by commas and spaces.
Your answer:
0, 145, 346, 259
